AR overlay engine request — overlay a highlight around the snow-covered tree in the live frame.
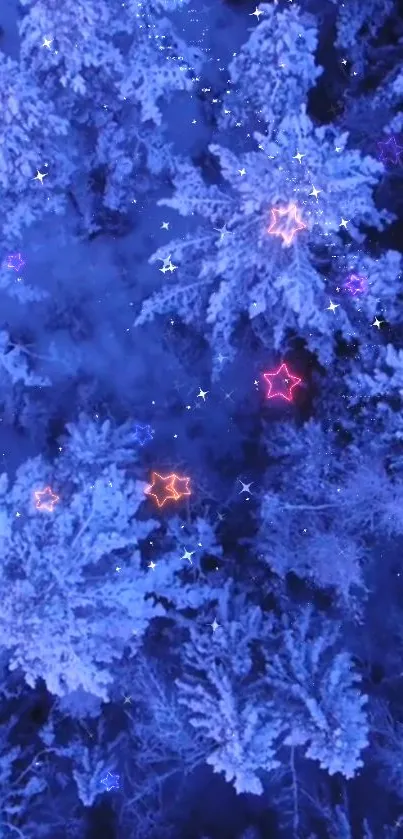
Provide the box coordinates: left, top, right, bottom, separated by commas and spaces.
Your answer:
0, 52, 73, 246
265, 609, 369, 778
176, 588, 282, 794
18, 0, 203, 225
135, 4, 391, 375
0, 417, 162, 699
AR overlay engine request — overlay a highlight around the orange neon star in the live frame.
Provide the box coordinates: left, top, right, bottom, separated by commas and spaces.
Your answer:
267, 202, 306, 246
145, 472, 191, 508
34, 486, 60, 512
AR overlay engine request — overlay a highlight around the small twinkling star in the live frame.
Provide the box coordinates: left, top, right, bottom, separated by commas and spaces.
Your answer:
211, 619, 220, 632
327, 300, 340, 313
309, 186, 321, 198
181, 548, 195, 564
148, 561, 156, 570
372, 316, 383, 328
238, 168, 246, 176
161, 221, 170, 230
33, 170, 48, 184
197, 388, 208, 401
238, 479, 253, 494
42, 38, 53, 48
293, 151, 305, 163
250, 6, 264, 17
340, 218, 349, 228
213, 223, 231, 241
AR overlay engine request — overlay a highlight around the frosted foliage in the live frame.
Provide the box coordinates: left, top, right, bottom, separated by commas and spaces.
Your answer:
0, 419, 161, 699
59, 414, 143, 475
0, 54, 72, 244
137, 117, 388, 369
222, 5, 322, 128
266, 610, 369, 778
18, 0, 202, 215
19, 0, 125, 89
176, 596, 282, 794
0, 331, 50, 388
334, 0, 394, 54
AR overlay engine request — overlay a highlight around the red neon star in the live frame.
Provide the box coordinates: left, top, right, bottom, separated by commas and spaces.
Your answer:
145, 472, 191, 508
267, 202, 306, 246
34, 486, 60, 512
263, 363, 302, 401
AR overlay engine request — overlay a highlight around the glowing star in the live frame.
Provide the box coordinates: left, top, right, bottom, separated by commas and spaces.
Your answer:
372, 317, 383, 329
42, 38, 53, 48
6, 253, 25, 272
377, 135, 403, 166
267, 202, 306, 247
250, 6, 264, 17
34, 486, 59, 512
181, 548, 195, 564
263, 363, 302, 401
343, 273, 367, 295
100, 772, 120, 792
145, 472, 191, 507
327, 299, 339, 313
33, 170, 48, 184
170, 474, 191, 500
133, 423, 154, 446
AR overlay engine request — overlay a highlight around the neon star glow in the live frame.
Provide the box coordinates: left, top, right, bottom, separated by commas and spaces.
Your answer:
263, 363, 302, 401
34, 486, 60, 512
343, 273, 367, 295
133, 423, 154, 446
145, 472, 191, 508
100, 772, 120, 792
377, 135, 403, 166
6, 253, 25, 272
267, 202, 306, 246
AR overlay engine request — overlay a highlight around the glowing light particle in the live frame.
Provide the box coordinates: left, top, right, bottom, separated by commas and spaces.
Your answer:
267, 203, 306, 246
145, 472, 191, 508
34, 486, 59, 512
263, 363, 302, 401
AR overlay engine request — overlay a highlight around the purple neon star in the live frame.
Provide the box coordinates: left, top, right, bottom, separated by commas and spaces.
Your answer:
343, 273, 367, 295
6, 252, 25, 272
377, 135, 403, 166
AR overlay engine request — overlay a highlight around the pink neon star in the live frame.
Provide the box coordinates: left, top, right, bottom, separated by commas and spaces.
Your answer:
6, 253, 25, 272
343, 273, 367, 295
34, 486, 60, 512
267, 203, 306, 246
263, 363, 302, 401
